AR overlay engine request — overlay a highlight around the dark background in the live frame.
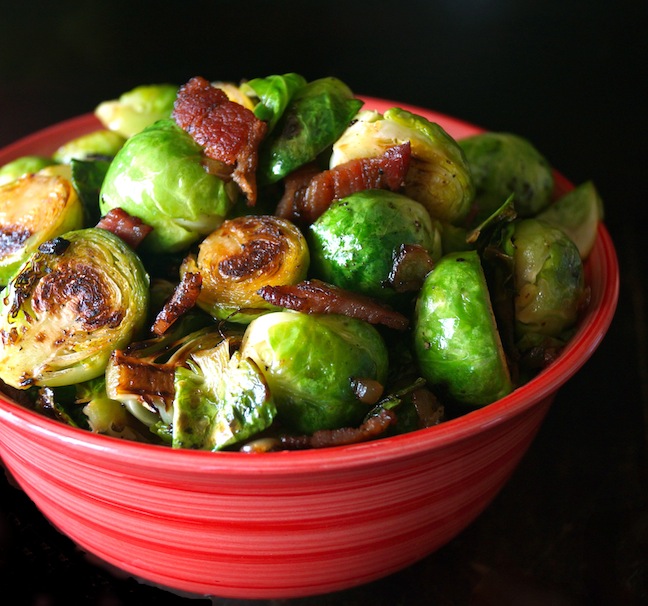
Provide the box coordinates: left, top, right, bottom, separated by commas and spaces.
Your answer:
1, 1, 646, 604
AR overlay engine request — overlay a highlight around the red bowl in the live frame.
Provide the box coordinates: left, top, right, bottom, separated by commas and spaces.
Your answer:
0, 99, 619, 599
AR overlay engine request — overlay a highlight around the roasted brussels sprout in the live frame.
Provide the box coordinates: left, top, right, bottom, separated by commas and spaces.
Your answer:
330, 108, 474, 224
99, 119, 237, 253
258, 77, 363, 183
0, 227, 149, 389
239, 311, 389, 434
501, 218, 586, 352
413, 250, 513, 406
459, 132, 554, 223
181, 214, 310, 323
52, 129, 126, 164
537, 181, 604, 260
0, 172, 84, 284
309, 190, 442, 304
173, 339, 276, 450
0, 155, 57, 186
95, 83, 178, 138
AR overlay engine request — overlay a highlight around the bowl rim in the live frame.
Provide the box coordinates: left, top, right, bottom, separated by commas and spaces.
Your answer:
0, 98, 620, 475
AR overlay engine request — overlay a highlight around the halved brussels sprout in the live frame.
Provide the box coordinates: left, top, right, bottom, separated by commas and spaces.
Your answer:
52, 129, 126, 164
501, 218, 586, 350
181, 214, 310, 323
330, 108, 474, 224
173, 339, 276, 450
257, 77, 363, 183
413, 250, 513, 406
0, 155, 57, 186
239, 311, 389, 434
459, 132, 554, 223
536, 181, 603, 260
0, 227, 149, 389
95, 83, 178, 138
309, 189, 442, 304
99, 119, 237, 253
0, 172, 84, 284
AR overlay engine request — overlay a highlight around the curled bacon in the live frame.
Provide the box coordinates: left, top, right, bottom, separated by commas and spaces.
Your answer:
276, 142, 412, 225
96, 207, 153, 249
258, 279, 409, 330
172, 76, 267, 205
151, 272, 202, 336
279, 408, 397, 450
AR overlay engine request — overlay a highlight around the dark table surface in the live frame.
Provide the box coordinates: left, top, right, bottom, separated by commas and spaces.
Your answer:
1, 1, 646, 604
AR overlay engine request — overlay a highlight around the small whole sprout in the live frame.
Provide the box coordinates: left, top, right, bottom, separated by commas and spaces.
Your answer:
239, 311, 389, 434
181, 214, 310, 323
413, 250, 513, 406
99, 119, 237, 253
329, 108, 475, 224
0, 172, 84, 284
0, 227, 150, 389
459, 132, 554, 224
308, 189, 442, 305
52, 129, 126, 164
95, 83, 178, 138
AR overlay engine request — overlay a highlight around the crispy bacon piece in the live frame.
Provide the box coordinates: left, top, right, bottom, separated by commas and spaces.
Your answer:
172, 76, 268, 205
258, 279, 409, 330
96, 207, 153, 249
279, 408, 397, 450
151, 272, 202, 336
276, 142, 412, 225
386, 243, 435, 293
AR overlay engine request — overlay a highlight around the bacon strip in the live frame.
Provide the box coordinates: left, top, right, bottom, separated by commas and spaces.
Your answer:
279, 408, 397, 449
258, 279, 409, 330
172, 76, 268, 205
96, 208, 153, 249
151, 272, 202, 336
276, 142, 412, 225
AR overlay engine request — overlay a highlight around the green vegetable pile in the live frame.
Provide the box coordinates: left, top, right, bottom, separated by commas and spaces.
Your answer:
0, 74, 604, 451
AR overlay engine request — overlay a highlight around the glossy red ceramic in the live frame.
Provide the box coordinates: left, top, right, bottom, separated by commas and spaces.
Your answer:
0, 99, 619, 599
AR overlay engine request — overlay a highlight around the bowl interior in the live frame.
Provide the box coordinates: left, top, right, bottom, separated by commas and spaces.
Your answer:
0, 99, 620, 473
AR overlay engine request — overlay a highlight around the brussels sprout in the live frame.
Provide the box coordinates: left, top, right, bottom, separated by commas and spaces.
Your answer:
309, 190, 442, 304
173, 339, 276, 450
52, 129, 126, 164
537, 181, 603, 259
78, 377, 148, 440
330, 108, 474, 224
257, 77, 363, 183
95, 83, 178, 138
0, 172, 84, 284
413, 250, 513, 406
242, 72, 307, 132
99, 119, 236, 253
501, 218, 586, 350
181, 214, 310, 323
0, 227, 149, 389
0, 155, 57, 186
239, 311, 389, 434
459, 132, 554, 223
